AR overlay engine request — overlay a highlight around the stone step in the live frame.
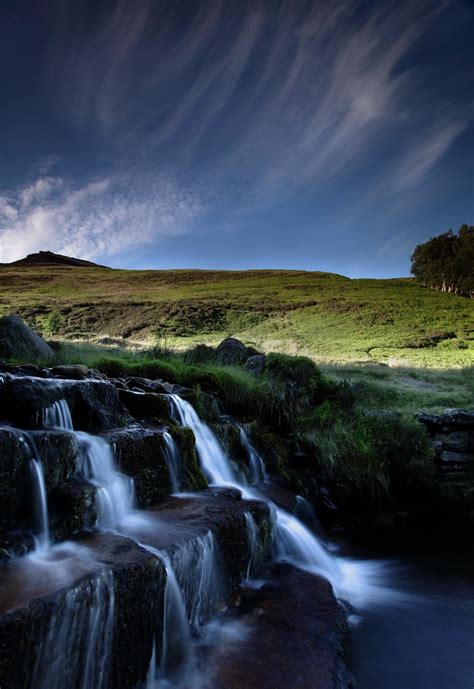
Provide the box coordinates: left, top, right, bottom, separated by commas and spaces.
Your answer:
206, 562, 354, 689
0, 489, 272, 689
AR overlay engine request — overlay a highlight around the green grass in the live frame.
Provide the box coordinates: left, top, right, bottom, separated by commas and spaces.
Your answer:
43, 340, 443, 497
0, 265, 472, 367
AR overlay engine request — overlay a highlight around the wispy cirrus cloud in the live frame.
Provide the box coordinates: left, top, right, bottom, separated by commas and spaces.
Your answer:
48, 0, 464, 197
0, 170, 205, 263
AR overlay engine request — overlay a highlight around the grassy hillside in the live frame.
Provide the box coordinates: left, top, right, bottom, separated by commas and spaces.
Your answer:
0, 265, 473, 367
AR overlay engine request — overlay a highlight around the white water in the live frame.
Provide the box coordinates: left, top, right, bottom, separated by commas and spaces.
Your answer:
76, 432, 135, 530
29, 458, 50, 553
163, 432, 181, 494
168, 395, 397, 608
239, 425, 267, 483
168, 395, 236, 486
42, 399, 73, 430
244, 511, 258, 579
29, 569, 115, 689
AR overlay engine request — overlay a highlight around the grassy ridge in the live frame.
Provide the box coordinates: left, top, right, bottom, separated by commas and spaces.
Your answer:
0, 265, 473, 367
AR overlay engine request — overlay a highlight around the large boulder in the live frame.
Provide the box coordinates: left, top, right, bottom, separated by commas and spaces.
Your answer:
0, 316, 54, 363
216, 338, 250, 365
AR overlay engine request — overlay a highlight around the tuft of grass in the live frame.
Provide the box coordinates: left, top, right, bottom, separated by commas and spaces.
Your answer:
40, 340, 445, 497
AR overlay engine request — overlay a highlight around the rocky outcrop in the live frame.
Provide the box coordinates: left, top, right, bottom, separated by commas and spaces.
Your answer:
0, 492, 272, 689
216, 337, 262, 367
0, 375, 131, 430
0, 316, 54, 363
0, 533, 162, 689
416, 409, 474, 479
208, 563, 354, 689
416, 409, 474, 525
106, 425, 206, 507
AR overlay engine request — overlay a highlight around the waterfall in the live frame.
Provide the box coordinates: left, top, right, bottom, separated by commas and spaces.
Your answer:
29, 457, 50, 553
30, 570, 115, 689
168, 395, 237, 486
244, 511, 258, 579
42, 400, 73, 430
239, 425, 267, 483
138, 544, 195, 687
162, 431, 181, 494
168, 396, 366, 603
75, 432, 135, 530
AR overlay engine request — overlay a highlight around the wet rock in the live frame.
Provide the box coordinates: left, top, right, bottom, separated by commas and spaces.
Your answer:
245, 354, 266, 376
0, 375, 131, 430
105, 425, 206, 508
254, 480, 297, 512
209, 563, 354, 689
118, 389, 170, 421
0, 428, 30, 531
0, 316, 54, 363
0, 533, 163, 689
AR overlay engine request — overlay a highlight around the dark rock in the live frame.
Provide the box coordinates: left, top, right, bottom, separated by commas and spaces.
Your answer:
50, 364, 90, 379
0, 375, 131, 431
440, 450, 473, 465
208, 563, 354, 689
245, 354, 266, 376
105, 425, 207, 507
0, 428, 30, 530
254, 480, 297, 512
118, 389, 170, 421
0, 533, 162, 689
443, 432, 471, 453
216, 337, 250, 365
0, 316, 54, 363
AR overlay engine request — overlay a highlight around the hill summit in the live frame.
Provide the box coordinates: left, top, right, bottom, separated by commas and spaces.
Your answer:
2, 250, 107, 268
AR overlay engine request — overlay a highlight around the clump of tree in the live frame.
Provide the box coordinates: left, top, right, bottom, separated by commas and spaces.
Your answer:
411, 224, 474, 297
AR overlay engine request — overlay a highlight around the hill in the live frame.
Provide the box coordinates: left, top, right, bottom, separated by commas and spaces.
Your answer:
0, 263, 473, 367
1, 250, 106, 268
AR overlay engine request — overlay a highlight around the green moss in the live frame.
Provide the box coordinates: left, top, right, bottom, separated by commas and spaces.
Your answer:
168, 425, 207, 490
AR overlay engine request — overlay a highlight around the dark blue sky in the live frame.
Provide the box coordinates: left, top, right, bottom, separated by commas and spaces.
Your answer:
0, 0, 472, 276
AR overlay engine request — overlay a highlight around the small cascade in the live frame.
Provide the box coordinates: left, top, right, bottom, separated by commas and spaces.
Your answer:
139, 544, 195, 687
244, 511, 258, 579
162, 431, 181, 494
239, 425, 267, 483
30, 569, 115, 689
168, 395, 237, 486
75, 432, 135, 530
169, 395, 375, 605
29, 457, 50, 553
42, 400, 73, 430
172, 531, 222, 633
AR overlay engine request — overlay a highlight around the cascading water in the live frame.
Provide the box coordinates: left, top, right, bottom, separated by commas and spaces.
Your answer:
42, 399, 73, 430
171, 531, 221, 633
168, 395, 237, 486
75, 432, 135, 530
42, 397, 220, 688
29, 569, 115, 689
162, 431, 181, 494
168, 395, 384, 607
244, 511, 258, 579
238, 425, 267, 483
29, 457, 50, 553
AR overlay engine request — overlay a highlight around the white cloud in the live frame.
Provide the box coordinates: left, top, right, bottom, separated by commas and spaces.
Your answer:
0, 171, 205, 263
50, 0, 461, 197
390, 118, 467, 191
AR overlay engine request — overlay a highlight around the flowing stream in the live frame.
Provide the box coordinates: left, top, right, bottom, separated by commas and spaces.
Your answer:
168, 394, 384, 607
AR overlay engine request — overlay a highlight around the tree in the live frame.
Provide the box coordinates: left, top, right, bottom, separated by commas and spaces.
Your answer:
411, 225, 474, 297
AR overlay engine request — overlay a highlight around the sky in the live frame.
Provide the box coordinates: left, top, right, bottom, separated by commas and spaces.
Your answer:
0, 0, 472, 277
